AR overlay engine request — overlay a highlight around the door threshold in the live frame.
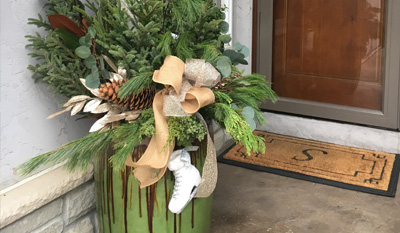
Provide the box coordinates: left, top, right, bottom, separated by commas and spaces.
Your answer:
265, 110, 399, 132
258, 112, 400, 154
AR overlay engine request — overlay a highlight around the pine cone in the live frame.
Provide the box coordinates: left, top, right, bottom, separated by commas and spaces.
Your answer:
98, 79, 155, 110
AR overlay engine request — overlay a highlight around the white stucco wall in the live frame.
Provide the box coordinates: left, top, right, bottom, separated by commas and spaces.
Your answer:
0, 0, 94, 190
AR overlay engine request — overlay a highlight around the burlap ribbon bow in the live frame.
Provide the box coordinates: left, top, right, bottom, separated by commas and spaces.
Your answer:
125, 56, 220, 197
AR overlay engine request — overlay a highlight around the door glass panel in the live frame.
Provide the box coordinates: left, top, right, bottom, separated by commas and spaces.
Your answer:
273, 0, 385, 110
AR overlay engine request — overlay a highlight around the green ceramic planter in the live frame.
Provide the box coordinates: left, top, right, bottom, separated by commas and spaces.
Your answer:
94, 139, 212, 233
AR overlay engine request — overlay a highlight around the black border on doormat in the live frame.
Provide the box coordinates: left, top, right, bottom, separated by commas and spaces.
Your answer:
217, 133, 400, 197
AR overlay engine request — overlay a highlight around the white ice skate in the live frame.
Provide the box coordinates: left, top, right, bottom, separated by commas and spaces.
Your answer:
168, 149, 201, 214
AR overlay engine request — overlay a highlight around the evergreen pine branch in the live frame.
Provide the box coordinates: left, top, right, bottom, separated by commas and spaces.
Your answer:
176, 32, 195, 61
83, 0, 100, 16
194, 38, 223, 63
25, 0, 91, 98
110, 123, 140, 169
208, 103, 266, 155
72, 6, 94, 25
118, 71, 154, 98
26, 30, 90, 97
90, 0, 163, 77
128, 0, 165, 26
27, 14, 52, 31
193, 0, 220, 42
18, 129, 114, 175
158, 31, 173, 57
45, 0, 85, 24
213, 90, 232, 104
199, 44, 222, 63
207, 71, 277, 154
169, 0, 204, 32
109, 108, 155, 169
222, 73, 277, 125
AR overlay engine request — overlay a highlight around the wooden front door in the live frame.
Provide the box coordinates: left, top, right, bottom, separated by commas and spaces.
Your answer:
273, 0, 384, 110
254, 0, 400, 129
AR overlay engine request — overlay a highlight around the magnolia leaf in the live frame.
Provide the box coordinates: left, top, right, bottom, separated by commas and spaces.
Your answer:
125, 110, 141, 121
216, 56, 232, 77
63, 95, 91, 107
91, 103, 111, 114
54, 29, 80, 50
48, 14, 84, 37
84, 98, 102, 112
86, 73, 100, 88
220, 21, 229, 34
233, 42, 243, 51
89, 112, 126, 132
84, 55, 96, 69
75, 46, 91, 59
99, 56, 105, 70
71, 101, 87, 116
102, 55, 118, 73
101, 113, 127, 125
47, 106, 73, 119
89, 117, 107, 132
109, 72, 124, 82
108, 106, 121, 115
117, 67, 127, 78
80, 79, 101, 98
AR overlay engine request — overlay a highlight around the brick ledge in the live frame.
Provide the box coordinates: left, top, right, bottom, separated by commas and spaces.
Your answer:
0, 163, 93, 229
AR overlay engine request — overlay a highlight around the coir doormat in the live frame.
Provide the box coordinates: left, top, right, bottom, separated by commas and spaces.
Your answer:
218, 131, 400, 196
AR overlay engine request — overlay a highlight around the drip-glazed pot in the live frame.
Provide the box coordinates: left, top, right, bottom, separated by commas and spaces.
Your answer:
95, 139, 212, 233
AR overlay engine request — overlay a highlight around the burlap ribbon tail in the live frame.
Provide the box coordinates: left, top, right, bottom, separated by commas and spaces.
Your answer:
125, 56, 219, 197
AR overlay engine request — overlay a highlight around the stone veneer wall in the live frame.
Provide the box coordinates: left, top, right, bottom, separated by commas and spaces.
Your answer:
0, 181, 97, 233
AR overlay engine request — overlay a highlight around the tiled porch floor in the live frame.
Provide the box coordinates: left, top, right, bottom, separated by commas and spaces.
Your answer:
210, 163, 400, 233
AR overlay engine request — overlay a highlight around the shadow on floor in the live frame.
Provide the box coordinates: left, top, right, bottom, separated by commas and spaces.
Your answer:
210, 163, 400, 233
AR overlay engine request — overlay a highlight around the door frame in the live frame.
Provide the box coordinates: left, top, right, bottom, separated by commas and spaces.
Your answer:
253, 0, 400, 130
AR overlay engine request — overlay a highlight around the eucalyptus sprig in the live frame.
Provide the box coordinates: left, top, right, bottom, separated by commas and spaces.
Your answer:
75, 27, 109, 88
216, 42, 250, 77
